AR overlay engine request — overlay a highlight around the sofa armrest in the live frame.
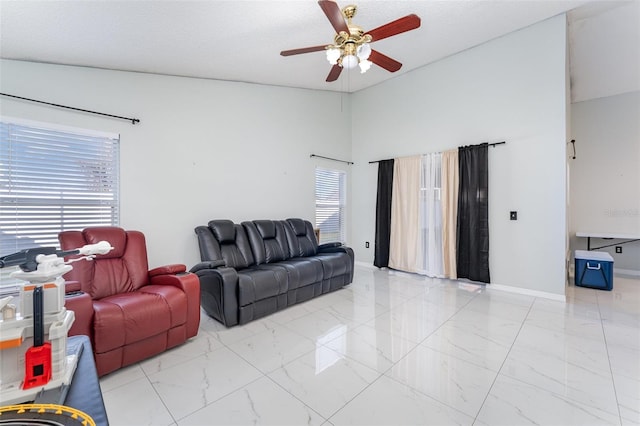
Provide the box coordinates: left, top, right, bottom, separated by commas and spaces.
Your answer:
192, 266, 239, 327
317, 244, 355, 283
65, 280, 82, 293
149, 263, 187, 277
318, 242, 351, 254
189, 260, 226, 273
149, 271, 201, 338
64, 291, 94, 338
318, 242, 343, 250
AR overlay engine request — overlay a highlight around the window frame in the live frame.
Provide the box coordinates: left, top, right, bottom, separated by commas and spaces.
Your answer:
314, 166, 347, 244
0, 117, 120, 284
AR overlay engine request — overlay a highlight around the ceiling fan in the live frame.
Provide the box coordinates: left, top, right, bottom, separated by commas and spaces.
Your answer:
280, 1, 421, 82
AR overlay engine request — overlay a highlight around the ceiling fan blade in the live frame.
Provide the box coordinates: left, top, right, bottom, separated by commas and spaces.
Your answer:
367, 14, 421, 42
318, 0, 349, 35
369, 50, 402, 72
280, 45, 327, 56
326, 64, 342, 82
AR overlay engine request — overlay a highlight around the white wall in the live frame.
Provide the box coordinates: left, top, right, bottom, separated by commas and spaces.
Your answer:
569, 2, 640, 103
0, 59, 352, 269
0, 14, 573, 296
351, 15, 569, 296
569, 91, 640, 272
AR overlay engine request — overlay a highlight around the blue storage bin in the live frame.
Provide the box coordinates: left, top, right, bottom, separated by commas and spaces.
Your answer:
575, 250, 613, 290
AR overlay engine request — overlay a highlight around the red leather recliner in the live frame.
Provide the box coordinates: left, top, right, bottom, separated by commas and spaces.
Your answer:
59, 227, 200, 376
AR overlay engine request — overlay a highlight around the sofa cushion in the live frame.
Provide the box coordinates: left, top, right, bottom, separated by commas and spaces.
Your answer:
207, 221, 255, 269
92, 289, 178, 353
237, 267, 288, 306
83, 226, 128, 259
62, 228, 150, 299
279, 258, 324, 287
255, 220, 277, 239
316, 252, 351, 278
288, 218, 307, 236
140, 285, 188, 328
243, 220, 290, 264
91, 258, 141, 298
195, 226, 223, 261
284, 219, 318, 258
209, 220, 236, 243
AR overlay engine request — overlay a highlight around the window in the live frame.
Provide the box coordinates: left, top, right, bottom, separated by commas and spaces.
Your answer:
418, 153, 443, 277
315, 167, 346, 244
0, 119, 119, 284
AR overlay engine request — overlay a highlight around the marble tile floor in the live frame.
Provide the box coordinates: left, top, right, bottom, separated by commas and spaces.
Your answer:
100, 266, 640, 426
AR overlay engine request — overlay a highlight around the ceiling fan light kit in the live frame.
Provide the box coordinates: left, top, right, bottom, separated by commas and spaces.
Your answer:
280, 1, 421, 82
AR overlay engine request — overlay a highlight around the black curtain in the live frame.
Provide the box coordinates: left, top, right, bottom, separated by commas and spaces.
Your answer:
456, 144, 490, 283
374, 159, 394, 268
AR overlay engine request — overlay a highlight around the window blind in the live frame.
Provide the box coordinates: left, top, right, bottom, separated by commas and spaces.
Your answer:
0, 120, 119, 284
315, 167, 346, 243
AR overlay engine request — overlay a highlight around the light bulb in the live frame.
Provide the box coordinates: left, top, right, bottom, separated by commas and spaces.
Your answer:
342, 54, 358, 69
359, 59, 372, 73
326, 48, 341, 65
357, 43, 371, 60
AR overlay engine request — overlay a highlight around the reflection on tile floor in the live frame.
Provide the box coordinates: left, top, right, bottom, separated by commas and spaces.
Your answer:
100, 266, 640, 425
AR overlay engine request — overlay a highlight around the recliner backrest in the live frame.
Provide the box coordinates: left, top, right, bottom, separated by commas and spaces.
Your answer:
59, 227, 149, 300
201, 220, 255, 269
284, 218, 318, 258
243, 220, 290, 265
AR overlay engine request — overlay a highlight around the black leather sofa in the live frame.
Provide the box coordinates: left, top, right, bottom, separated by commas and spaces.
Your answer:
190, 218, 354, 326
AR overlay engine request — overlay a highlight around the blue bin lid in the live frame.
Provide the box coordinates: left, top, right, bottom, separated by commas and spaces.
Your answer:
575, 250, 614, 261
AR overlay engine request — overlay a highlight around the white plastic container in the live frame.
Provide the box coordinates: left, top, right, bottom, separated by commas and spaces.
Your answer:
0, 302, 76, 405
19, 276, 66, 317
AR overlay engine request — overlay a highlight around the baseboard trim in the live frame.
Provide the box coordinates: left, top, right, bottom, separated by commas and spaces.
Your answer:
355, 263, 569, 301
615, 268, 640, 277
489, 283, 566, 302
354, 261, 378, 269
568, 266, 640, 278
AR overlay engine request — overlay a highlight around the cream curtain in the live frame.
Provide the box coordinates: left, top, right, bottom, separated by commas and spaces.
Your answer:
441, 149, 459, 278
417, 153, 443, 277
389, 155, 421, 272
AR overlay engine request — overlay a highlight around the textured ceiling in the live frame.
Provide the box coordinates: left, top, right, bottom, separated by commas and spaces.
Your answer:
1, 0, 638, 97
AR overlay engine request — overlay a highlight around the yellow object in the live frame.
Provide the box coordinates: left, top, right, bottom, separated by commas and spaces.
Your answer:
0, 403, 95, 426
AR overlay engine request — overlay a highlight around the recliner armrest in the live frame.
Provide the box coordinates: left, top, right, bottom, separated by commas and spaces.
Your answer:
65, 280, 82, 293
148, 271, 201, 338
149, 271, 198, 289
149, 263, 187, 277
189, 260, 226, 273
318, 242, 343, 250
318, 242, 350, 254
191, 265, 239, 327
64, 291, 93, 337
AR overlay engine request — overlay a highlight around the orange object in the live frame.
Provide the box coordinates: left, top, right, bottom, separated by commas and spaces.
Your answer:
0, 337, 23, 350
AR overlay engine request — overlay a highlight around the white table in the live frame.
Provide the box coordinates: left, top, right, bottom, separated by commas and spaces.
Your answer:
576, 232, 640, 251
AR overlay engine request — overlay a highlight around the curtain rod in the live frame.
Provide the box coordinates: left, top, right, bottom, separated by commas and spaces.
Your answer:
368, 141, 506, 164
310, 154, 354, 165
0, 93, 141, 125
